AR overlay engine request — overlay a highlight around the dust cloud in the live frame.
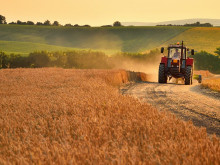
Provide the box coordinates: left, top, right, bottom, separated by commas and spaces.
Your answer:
50, 30, 162, 82
84, 32, 122, 53
112, 54, 162, 82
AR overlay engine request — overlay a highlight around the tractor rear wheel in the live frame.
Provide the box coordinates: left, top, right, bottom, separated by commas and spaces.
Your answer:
185, 66, 192, 85
158, 64, 167, 83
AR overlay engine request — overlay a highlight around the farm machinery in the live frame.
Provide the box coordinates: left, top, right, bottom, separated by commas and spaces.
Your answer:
158, 41, 195, 85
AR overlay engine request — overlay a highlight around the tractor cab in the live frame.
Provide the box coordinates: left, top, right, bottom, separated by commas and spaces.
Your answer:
169, 47, 186, 59
166, 44, 187, 70
159, 41, 194, 85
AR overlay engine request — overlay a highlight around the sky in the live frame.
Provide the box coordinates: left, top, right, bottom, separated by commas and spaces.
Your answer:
1, 0, 220, 26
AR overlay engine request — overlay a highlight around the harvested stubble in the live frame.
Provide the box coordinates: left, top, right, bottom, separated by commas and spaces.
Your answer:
202, 78, 220, 92
0, 68, 219, 164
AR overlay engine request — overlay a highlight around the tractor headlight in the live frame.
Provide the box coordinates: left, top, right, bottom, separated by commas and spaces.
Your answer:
173, 59, 178, 63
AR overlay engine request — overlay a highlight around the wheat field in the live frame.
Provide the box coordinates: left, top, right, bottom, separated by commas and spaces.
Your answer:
202, 78, 220, 92
194, 70, 214, 78
0, 68, 219, 164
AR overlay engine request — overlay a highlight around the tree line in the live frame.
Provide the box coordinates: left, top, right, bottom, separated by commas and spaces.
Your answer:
157, 21, 213, 27
0, 48, 219, 73
191, 49, 220, 73
0, 14, 122, 27
0, 49, 159, 69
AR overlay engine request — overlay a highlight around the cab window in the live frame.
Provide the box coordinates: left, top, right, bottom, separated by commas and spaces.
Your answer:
168, 48, 186, 59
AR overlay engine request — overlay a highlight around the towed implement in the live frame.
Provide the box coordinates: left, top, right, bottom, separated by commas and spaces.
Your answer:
159, 41, 194, 85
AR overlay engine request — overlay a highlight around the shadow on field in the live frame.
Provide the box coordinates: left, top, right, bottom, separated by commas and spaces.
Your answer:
139, 81, 187, 86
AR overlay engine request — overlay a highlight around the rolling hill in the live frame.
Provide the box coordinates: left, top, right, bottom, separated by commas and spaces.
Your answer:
0, 25, 189, 54
1, 24, 220, 55
122, 18, 220, 26
163, 27, 220, 53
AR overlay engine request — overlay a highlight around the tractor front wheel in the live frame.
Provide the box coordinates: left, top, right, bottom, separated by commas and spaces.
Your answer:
185, 66, 193, 85
158, 64, 167, 83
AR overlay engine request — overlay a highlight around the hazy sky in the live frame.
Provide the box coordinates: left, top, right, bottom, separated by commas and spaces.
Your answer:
1, 0, 220, 26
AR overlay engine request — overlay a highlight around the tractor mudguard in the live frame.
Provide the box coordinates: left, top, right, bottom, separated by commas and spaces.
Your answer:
161, 57, 168, 67
186, 58, 194, 66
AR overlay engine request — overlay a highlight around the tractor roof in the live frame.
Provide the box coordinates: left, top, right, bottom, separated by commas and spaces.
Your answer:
168, 44, 187, 49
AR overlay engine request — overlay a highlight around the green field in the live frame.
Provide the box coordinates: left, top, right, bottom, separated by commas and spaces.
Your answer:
163, 27, 220, 53
0, 25, 189, 54
0, 40, 78, 55
1, 25, 220, 55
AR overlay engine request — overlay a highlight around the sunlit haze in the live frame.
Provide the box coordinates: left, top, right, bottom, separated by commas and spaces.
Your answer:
2, 0, 220, 26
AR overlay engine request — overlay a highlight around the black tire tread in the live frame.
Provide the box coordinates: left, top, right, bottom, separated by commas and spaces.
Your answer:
158, 64, 166, 83
185, 66, 192, 85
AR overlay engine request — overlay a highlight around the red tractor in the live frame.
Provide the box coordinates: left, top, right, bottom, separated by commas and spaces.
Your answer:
159, 41, 194, 85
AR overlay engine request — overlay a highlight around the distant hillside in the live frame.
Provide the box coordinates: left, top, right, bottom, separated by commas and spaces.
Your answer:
0, 25, 189, 54
122, 18, 220, 27
1, 24, 220, 55
162, 27, 220, 53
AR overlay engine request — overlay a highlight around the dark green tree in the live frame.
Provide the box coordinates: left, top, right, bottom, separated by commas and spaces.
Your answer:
113, 21, 122, 27
0, 15, 7, 24
214, 47, 220, 57
0, 52, 9, 68
195, 21, 200, 26
54, 52, 68, 67
192, 51, 220, 73
9, 22, 16, 24
36, 22, 43, 25
8, 54, 29, 68
44, 20, 51, 26
52, 21, 60, 26
28, 51, 50, 67
27, 21, 34, 25
101, 25, 112, 27
17, 20, 22, 24
83, 25, 91, 27
64, 23, 73, 27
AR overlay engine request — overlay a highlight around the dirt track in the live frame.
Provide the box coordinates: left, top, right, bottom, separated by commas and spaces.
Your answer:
121, 79, 220, 136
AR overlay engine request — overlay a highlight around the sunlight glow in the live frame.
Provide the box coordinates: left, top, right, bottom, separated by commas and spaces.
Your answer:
2, 0, 220, 26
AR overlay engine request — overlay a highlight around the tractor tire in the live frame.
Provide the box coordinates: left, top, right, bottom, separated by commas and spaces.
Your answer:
185, 66, 192, 85
198, 75, 202, 83
158, 64, 167, 83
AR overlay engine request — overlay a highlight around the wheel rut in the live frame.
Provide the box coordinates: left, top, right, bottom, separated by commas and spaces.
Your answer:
121, 81, 220, 136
